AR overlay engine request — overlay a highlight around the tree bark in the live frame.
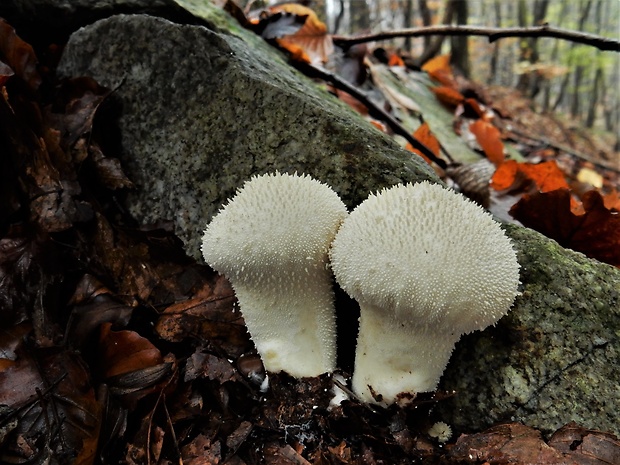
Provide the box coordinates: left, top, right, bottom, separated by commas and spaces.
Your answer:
449, 0, 470, 77
516, 0, 549, 96
415, 1, 454, 66
552, 0, 592, 112
489, 0, 501, 84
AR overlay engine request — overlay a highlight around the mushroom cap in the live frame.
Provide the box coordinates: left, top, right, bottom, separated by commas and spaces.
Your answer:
329, 181, 520, 335
202, 172, 348, 283
200, 172, 348, 377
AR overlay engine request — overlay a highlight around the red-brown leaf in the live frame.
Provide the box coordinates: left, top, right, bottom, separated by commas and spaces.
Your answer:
510, 189, 620, 267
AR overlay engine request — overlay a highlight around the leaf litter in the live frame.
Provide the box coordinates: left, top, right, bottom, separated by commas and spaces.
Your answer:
0, 7, 619, 465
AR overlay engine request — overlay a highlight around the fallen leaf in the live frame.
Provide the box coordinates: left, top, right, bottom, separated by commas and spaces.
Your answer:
431, 85, 465, 107
491, 160, 570, 193
469, 119, 505, 165
0, 19, 41, 91
269, 4, 333, 64
510, 189, 620, 267
421, 54, 456, 88
576, 167, 604, 188
99, 323, 163, 379
0, 60, 14, 86
448, 423, 576, 465
548, 422, 620, 465
603, 189, 620, 211
388, 53, 405, 67
405, 122, 441, 166
259, 12, 306, 39
0, 326, 101, 464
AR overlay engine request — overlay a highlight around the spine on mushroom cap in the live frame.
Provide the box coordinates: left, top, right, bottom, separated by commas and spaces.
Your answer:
329, 181, 520, 403
201, 172, 348, 378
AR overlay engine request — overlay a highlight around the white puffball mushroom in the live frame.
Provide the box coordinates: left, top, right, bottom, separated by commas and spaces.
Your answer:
201, 172, 348, 378
329, 181, 520, 406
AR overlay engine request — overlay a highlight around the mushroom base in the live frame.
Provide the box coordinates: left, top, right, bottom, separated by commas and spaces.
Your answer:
352, 305, 460, 406
233, 272, 337, 378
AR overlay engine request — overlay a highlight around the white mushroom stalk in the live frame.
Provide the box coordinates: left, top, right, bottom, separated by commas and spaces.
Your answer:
201, 172, 348, 378
329, 181, 520, 406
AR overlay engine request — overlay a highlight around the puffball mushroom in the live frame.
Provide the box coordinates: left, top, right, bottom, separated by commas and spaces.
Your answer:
201, 172, 348, 378
329, 181, 520, 406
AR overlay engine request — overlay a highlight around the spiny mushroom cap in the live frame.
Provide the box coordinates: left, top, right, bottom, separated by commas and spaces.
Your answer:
202, 172, 348, 283
330, 181, 520, 335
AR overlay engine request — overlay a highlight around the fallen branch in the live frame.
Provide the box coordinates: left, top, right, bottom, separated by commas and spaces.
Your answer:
333, 25, 620, 52
296, 62, 448, 170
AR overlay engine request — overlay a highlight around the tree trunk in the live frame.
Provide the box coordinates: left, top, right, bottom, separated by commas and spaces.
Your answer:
516, 0, 549, 96
403, 0, 415, 51
489, 0, 501, 84
552, 0, 592, 112
418, 0, 432, 49
415, 1, 454, 66
585, 67, 603, 128
449, 0, 469, 77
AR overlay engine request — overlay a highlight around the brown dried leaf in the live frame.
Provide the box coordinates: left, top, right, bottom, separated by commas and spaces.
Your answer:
0, 328, 101, 464
549, 422, 620, 465
99, 323, 163, 379
46, 76, 112, 149
185, 350, 242, 383
89, 143, 134, 190
269, 4, 333, 64
448, 423, 575, 465
0, 19, 41, 91
155, 273, 251, 357
67, 274, 134, 347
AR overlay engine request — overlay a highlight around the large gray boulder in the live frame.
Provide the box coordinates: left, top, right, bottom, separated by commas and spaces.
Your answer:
57, 12, 620, 436
440, 224, 620, 436
58, 14, 436, 260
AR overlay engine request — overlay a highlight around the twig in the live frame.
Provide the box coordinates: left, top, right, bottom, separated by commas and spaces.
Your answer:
506, 126, 620, 174
333, 25, 620, 52
296, 62, 447, 170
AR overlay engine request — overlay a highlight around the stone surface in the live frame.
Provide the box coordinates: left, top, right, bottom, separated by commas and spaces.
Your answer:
56, 9, 620, 437
57, 14, 436, 261
440, 224, 620, 436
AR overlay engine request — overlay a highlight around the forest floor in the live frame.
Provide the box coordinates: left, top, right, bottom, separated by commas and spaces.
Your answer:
1, 4, 619, 465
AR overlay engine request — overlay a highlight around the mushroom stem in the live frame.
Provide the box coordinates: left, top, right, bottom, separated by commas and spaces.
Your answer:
201, 172, 347, 378
353, 304, 458, 405
233, 269, 337, 377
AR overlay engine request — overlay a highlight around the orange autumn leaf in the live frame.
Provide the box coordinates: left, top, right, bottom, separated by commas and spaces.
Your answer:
469, 119, 505, 165
431, 86, 465, 107
275, 39, 312, 64
510, 189, 620, 267
421, 54, 456, 88
269, 4, 333, 64
491, 160, 570, 193
388, 53, 405, 67
405, 122, 441, 165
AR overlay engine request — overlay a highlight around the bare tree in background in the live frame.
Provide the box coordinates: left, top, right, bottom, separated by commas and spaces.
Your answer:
516, 0, 549, 96
449, 0, 470, 77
